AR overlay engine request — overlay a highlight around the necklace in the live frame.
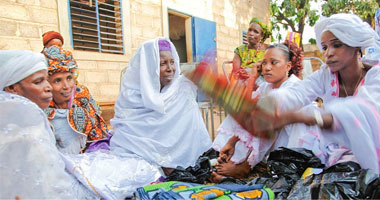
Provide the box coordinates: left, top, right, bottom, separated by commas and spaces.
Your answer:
341, 69, 364, 97
247, 43, 261, 64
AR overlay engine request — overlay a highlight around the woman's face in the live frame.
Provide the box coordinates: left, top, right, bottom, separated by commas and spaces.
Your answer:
48, 71, 75, 108
261, 47, 291, 89
159, 51, 176, 89
320, 31, 359, 73
45, 38, 63, 48
247, 22, 263, 46
7, 70, 53, 109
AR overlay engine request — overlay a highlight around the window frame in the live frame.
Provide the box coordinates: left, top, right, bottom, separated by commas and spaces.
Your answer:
68, 0, 125, 54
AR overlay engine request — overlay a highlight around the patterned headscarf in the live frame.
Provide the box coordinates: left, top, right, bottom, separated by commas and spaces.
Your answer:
42, 46, 78, 79
249, 17, 272, 42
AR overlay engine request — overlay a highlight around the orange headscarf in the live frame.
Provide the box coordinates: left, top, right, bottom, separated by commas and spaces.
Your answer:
42, 31, 64, 47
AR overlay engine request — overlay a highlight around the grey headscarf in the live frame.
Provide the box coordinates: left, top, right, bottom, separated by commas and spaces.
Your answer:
0, 50, 47, 90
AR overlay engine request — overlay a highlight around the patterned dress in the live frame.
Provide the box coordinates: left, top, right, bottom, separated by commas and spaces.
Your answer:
234, 44, 265, 68
45, 84, 108, 146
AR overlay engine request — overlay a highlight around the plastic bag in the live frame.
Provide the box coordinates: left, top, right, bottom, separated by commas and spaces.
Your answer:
165, 148, 219, 184
248, 147, 325, 199
288, 161, 380, 199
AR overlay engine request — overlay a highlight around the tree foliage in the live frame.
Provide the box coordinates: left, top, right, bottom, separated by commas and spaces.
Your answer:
270, 0, 319, 49
321, 0, 379, 27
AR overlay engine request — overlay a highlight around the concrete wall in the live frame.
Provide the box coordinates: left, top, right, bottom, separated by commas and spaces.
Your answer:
304, 44, 324, 71
0, 0, 270, 103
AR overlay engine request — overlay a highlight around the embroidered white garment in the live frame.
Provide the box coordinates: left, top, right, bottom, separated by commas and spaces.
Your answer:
0, 50, 47, 90
212, 75, 319, 167
62, 149, 163, 199
110, 37, 212, 168
0, 91, 97, 199
269, 64, 380, 173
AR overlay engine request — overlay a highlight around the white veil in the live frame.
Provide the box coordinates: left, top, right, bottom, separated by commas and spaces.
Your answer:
110, 38, 212, 168
0, 92, 96, 199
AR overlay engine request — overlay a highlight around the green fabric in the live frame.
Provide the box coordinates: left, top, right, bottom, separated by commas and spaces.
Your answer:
142, 181, 179, 192
234, 44, 265, 68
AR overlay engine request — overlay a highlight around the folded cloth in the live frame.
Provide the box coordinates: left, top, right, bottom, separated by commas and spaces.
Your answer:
134, 181, 274, 200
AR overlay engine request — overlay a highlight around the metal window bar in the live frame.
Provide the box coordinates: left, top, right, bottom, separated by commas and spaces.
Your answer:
69, 0, 124, 54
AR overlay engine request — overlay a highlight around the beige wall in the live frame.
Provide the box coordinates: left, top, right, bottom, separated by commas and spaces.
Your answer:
0, 0, 270, 103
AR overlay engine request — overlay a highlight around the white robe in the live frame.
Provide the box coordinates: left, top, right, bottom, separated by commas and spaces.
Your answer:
110, 38, 212, 168
212, 75, 322, 167
269, 64, 380, 173
0, 92, 97, 199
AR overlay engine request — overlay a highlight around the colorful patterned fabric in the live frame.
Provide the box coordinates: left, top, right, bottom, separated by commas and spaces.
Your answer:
134, 181, 274, 200
45, 84, 108, 142
234, 44, 265, 68
286, 32, 301, 47
42, 46, 79, 79
249, 17, 271, 42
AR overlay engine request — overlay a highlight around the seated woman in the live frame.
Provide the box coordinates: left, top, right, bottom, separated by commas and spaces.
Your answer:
0, 50, 96, 199
110, 38, 212, 173
211, 40, 309, 180
42, 46, 108, 154
231, 17, 271, 84
251, 13, 380, 173
0, 50, 162, 199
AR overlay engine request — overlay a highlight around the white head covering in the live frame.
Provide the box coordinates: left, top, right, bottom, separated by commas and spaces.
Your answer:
0, 50, 47, 90
110, 38, 212, 168
315, 13, 380, 52
121, 37, 180, 114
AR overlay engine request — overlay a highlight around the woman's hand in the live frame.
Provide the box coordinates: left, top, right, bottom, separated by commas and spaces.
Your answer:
218, 136, 239, 163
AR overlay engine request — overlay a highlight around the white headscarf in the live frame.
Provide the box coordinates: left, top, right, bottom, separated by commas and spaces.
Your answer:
0, 50, 47, 90
315, 13, 380, 52
121, 37, 180, 114
110, 38, 212, 168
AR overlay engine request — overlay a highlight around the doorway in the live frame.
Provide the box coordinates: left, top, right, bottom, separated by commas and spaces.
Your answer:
168, 11, 192, 63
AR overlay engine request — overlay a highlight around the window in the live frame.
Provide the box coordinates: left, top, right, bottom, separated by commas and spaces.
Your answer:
242, 31, 247, 45
69, 0, 124, 54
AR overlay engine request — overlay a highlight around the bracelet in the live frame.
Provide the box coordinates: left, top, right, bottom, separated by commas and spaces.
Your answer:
314, 110, 324, 128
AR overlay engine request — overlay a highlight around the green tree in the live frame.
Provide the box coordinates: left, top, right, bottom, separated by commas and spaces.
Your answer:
321, 0, 379, 27
270, 0, 320, 49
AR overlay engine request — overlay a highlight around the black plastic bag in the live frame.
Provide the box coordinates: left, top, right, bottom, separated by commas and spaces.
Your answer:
287, 161, 380, 199
248, 147, 325, 199
165, 148, 219, 184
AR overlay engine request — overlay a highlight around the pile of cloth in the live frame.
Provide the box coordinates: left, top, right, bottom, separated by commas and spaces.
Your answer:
133, 148, 380, 199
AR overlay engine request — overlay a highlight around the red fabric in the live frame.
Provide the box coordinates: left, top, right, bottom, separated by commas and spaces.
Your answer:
42, 31, 64, 46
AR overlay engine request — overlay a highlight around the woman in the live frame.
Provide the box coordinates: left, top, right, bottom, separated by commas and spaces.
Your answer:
231, 17, 271, 83
42, 30, 64, 48
1, 50, 162, 199
42, 46, 108, 154
110, 38, 212, 172
0, 50, 96, 199
252, 13, 380, 173
211, 41, 308, 180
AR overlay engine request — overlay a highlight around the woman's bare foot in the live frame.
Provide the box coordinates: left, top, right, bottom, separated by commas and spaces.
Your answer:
209, 171, 225, 183
215, 160, 250, 179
